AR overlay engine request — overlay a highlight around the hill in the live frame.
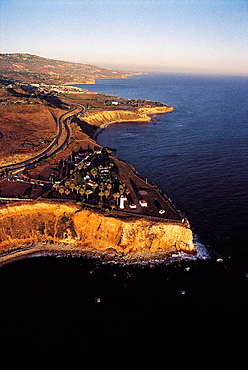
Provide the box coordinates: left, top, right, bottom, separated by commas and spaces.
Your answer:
0, 53, 140, 85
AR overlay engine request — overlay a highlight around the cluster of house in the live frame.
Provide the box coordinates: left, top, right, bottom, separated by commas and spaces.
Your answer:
9, 82, 87, 96
67, 146, 150, 210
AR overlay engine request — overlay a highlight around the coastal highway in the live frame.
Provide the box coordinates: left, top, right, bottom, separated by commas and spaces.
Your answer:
0, 103, 85, 178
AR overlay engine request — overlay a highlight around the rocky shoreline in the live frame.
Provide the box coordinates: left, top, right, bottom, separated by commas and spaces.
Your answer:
0, 241, 194, 267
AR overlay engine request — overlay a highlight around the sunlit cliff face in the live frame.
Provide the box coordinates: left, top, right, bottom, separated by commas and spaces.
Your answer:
81, 106, 174, 128
0, 202, 195, 257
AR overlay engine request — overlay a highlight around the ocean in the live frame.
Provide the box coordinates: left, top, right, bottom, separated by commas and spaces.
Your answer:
1, 74, 247, 365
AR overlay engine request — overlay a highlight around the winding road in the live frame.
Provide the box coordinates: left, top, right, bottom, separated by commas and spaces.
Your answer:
0, 102, 85, 178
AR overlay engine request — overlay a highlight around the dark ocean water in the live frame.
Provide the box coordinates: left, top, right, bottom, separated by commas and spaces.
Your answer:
94, 74, 248, 259
1, 74, 247, 365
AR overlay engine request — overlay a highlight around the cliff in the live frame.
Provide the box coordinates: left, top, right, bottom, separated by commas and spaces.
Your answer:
137, 106, 174, 114
81, 110, 152, 127
81, 106, 174, 128
0, 202, 195, 262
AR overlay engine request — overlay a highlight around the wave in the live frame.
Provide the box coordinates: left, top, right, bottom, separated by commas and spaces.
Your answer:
193, 234, 211, 260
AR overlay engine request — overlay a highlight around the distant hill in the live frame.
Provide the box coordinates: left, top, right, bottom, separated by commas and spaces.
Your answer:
0, 53, 139, 85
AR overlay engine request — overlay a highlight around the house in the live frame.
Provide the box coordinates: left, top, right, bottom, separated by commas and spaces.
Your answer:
139, 199, 148, 207
129, 203, 137, 209
87, 180, 98, 187
94, 146, 102, 155
99, 167, 109, 175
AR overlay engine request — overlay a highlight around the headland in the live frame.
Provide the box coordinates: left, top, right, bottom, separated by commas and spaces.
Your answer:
0, 62, 195, 265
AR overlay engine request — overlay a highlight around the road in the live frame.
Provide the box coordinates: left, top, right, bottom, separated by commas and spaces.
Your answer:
0, 102, 85, 179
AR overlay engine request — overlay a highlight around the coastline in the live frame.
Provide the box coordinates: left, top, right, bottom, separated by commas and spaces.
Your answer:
87, 105, 175, 140
92, 120, 146, 141
0, 242, 192, 267
0, 99, 195, 265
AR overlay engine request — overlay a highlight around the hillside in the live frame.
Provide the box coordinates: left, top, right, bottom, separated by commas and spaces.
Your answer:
0, 53, 140, 85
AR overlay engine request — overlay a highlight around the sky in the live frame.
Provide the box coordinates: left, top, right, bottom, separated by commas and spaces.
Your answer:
0, 0, 247, 75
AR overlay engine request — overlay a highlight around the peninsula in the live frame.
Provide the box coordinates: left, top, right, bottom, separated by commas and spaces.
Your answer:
0, 54, 195, 264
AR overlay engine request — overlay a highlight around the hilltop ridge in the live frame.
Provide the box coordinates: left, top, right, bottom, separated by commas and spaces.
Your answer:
0, 53, 141, 85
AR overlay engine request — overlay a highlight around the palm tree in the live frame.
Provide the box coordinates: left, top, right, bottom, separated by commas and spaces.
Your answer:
64, 188, 70, 196
99, 182, 105, 190
70, 182, 76, 193
125, 189, 130, 197
104, 189, 110, 199
90, 167, 98, 178
58, 186, 65, 195
107, 182, 112, 191
119, 184, 125, 195
113, 192, 120, 206
79, 187, 85, 198
98, 189, 104, 202
85, 189, 93, 200
75, 185, 80, 194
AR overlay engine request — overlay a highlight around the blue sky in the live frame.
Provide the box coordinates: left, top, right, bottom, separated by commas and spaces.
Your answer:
0, 0, 247, 75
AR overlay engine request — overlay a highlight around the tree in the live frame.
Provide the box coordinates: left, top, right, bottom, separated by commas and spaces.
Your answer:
119, 184, 125, 195
85, 189, 93, 200
104, 189, 110, 199
58, 186, 65, 195
98, 189, 104, 202
65, 188, 70, 196
70, 182, 76, 193
75, 185, 80, 194
79, 187, 85, 197
113, 192, 120, 206
125, 189, 130, 196
90, 167, 98, 178
107, 182, 112, 191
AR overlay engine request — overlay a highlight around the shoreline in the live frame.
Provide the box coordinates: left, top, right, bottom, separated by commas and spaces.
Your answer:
0, 242, 195, 268
92, 120, 148, 141
0, 100, 195, 266
89, 106, 175, 141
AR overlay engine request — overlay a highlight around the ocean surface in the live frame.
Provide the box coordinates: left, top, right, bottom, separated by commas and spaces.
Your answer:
1, 74, 247, 364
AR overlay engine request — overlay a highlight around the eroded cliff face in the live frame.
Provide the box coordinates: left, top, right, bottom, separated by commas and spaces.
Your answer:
137, 106, 174, 114
81, 107, 174, 129
0, 202, 195, 257
81, 110, 152, 127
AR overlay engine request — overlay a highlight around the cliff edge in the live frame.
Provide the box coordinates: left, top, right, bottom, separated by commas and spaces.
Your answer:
81, 106, 174, 128
0, 201, 195, 263
81, 110, 151, 127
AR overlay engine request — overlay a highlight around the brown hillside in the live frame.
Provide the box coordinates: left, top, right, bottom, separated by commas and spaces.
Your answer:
0, 103, 57, 166
0, 53, 141, 85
